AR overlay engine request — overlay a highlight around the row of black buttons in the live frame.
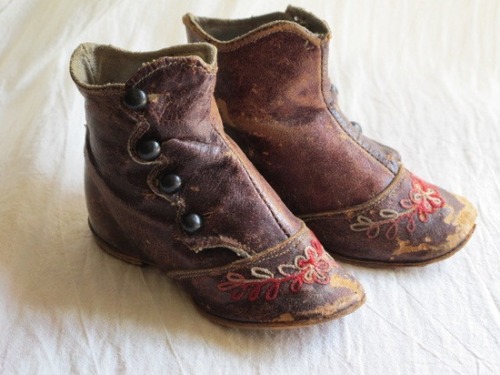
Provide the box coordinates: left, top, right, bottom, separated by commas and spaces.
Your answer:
124, 87, 202, 234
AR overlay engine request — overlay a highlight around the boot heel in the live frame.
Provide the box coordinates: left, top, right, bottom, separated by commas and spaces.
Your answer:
89, 221, 146, 267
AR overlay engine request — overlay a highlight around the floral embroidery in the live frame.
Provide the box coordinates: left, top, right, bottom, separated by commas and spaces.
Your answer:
350, 176, 445, 239
217, 239, 334, 302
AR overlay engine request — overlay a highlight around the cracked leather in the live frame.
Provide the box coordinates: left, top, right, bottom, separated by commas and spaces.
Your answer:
70, 42, 364, 325
183, 6, 477, 265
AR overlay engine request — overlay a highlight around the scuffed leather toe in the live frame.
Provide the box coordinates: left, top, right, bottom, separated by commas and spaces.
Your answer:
287, 265, 365, 325
388, 188, 477, 265
302, 168, 477, 266
174, 226, 365, 328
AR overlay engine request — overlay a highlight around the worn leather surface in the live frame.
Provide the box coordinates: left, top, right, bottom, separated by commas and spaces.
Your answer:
70, 42, 364, 324
301, 169, 477, 264
183, 6, 477, 265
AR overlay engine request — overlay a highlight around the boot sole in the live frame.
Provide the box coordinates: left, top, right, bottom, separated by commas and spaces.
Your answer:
331, 224, 476, 268
195, 293, 365, 330
89, 221, 365, 329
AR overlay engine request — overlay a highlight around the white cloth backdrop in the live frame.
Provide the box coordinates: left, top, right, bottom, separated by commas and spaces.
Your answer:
1, 0, 499, 374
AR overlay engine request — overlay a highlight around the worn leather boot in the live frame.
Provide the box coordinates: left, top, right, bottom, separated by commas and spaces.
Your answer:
183, 6, 477, 267
69, 42, 364, 328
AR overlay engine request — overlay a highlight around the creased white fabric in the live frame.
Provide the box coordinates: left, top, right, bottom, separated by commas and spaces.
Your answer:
0, 0, 499, 374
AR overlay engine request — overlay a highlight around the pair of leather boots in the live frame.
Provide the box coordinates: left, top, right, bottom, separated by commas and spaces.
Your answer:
69, 6, 477, 328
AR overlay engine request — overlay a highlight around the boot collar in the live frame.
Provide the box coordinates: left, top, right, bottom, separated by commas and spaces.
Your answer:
70, 42, 217, 92
183, 5, 331, 50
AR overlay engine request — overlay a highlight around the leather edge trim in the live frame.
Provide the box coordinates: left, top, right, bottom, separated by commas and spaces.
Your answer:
299, 166, 407, 219
184, 14, 327, 52
166, 222, 309, 280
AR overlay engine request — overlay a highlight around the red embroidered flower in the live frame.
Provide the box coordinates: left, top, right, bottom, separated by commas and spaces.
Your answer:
350, 175, 446, 239
217, 239, 335, 302
400, 177, 445, 222
294, 239, 331, 284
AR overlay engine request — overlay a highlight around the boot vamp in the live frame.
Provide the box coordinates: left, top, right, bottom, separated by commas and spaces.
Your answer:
359, 135, 402, 169
328, 105, 401, 174
301, 167, 477, 264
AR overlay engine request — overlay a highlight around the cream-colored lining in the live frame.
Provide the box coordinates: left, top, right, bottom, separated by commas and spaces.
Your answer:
190, 12, 294, 41
184, 5, 330, 44
69, 42, 217, 88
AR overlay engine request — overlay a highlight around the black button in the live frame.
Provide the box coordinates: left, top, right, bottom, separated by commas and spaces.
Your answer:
181, 213, 202, 233
124, 87, 147, 110
137, 140, 161, 161
159, 174, 182, 194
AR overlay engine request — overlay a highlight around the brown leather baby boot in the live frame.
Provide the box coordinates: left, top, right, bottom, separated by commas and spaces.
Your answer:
69, 42, 364, 328
183, 6, 477, 267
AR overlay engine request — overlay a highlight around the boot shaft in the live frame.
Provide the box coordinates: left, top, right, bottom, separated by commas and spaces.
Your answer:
70, 43, 222, 178
69, 43, 366, 325
184, 7, 334, 124
183, 8, 477, 266
70, 43, 302, 270
184, 7, 397, 213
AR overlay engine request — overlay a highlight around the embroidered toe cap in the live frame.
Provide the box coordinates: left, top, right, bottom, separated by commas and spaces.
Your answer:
389, 187, 477, 264
172, 226, 365, 328
301, 168, 477, 266
371, 172, 478, 265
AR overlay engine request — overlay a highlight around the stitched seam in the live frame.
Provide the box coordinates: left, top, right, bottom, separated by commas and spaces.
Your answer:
169, 226, 306, 279
169, 236, 301, 280
146, 137, 261, 255
134, 59, 214, 86
318, 43, 395, 176
124, 114, 187, 244
77, 59, 214, 95
167, 224, 308, 279
83, 58, 261, 260
330, 107, 399, 173
248, 236, 302, 267
191, 21, 320, 52
299, 167, 407, 219
126, 120, 256, 256
348, 175, 446, 240
175, 235, 255, 257
214, 126, 290, 237
78, 87, 123, 95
